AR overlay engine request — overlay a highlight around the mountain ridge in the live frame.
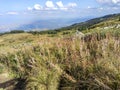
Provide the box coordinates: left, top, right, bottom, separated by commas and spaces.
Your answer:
57, 13, 120, 31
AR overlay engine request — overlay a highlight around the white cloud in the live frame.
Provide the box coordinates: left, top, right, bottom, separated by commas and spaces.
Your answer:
27, 1, 78, 11
99, 7, 104, 10
97, 0, 111, 3
56, 1, 64, 8
7, 12, 18, 15
27, 4, 42, 11
56, 1, 77, 10
97, 0, 120, 5
34, 4, 42, 10
112, 0, 120, 3
60, 7, 68, 10
27, 7, 33, 10
87, 6, 91, 9
67, 3, 77, 8
45, 1, 55, 8
56, 1, 68, 10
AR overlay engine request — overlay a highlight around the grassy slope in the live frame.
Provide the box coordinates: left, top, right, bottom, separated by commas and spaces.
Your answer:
0, 30, 120, 90
0, 14, 120, 90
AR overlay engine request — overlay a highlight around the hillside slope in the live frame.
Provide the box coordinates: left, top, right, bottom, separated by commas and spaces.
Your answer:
0, 30, 120, 90
56, 13, 120, 32
0, 13, 120, 90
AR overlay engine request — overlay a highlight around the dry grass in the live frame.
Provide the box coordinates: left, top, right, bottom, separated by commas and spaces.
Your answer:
0, 32, 120, 90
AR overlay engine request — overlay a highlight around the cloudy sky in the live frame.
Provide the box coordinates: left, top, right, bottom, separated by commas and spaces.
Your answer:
0, 0, 120, 31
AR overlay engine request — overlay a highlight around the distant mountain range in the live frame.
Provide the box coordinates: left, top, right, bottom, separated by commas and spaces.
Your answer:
16, 17, 93, 31
16, 13, 120, 32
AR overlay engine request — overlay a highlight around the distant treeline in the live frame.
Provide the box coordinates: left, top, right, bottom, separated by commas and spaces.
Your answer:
0, 30, 59, 36
28, 30, 58, 35
0, 30, 25, 36
0, 29, 70, 36
10, 30, 25, 33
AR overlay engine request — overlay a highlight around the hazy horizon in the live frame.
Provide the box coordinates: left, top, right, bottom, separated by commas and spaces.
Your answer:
0, 0, 120, 32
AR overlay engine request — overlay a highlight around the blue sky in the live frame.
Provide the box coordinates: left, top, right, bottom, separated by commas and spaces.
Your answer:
0, 0, 120, 31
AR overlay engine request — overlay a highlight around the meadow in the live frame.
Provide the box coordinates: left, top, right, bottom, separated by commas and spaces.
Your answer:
0, 29, 120, 90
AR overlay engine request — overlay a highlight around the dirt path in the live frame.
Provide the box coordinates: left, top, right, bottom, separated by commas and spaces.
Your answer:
0, 71, 18, 90
0, 72, 25, 90
0, 72, 10, 83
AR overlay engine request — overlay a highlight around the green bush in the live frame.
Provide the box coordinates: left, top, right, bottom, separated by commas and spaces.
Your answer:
62, 32, 70, 35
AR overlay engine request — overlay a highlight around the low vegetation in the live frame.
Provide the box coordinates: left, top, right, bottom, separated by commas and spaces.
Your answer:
0, 29, 119, 90
0, 13, 120, 90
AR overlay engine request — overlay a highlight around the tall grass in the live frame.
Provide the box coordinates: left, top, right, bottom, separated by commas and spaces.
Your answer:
0, 32, 120, 90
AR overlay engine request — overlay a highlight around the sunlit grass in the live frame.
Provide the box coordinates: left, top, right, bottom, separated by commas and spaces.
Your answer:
0, 31, 120, 90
